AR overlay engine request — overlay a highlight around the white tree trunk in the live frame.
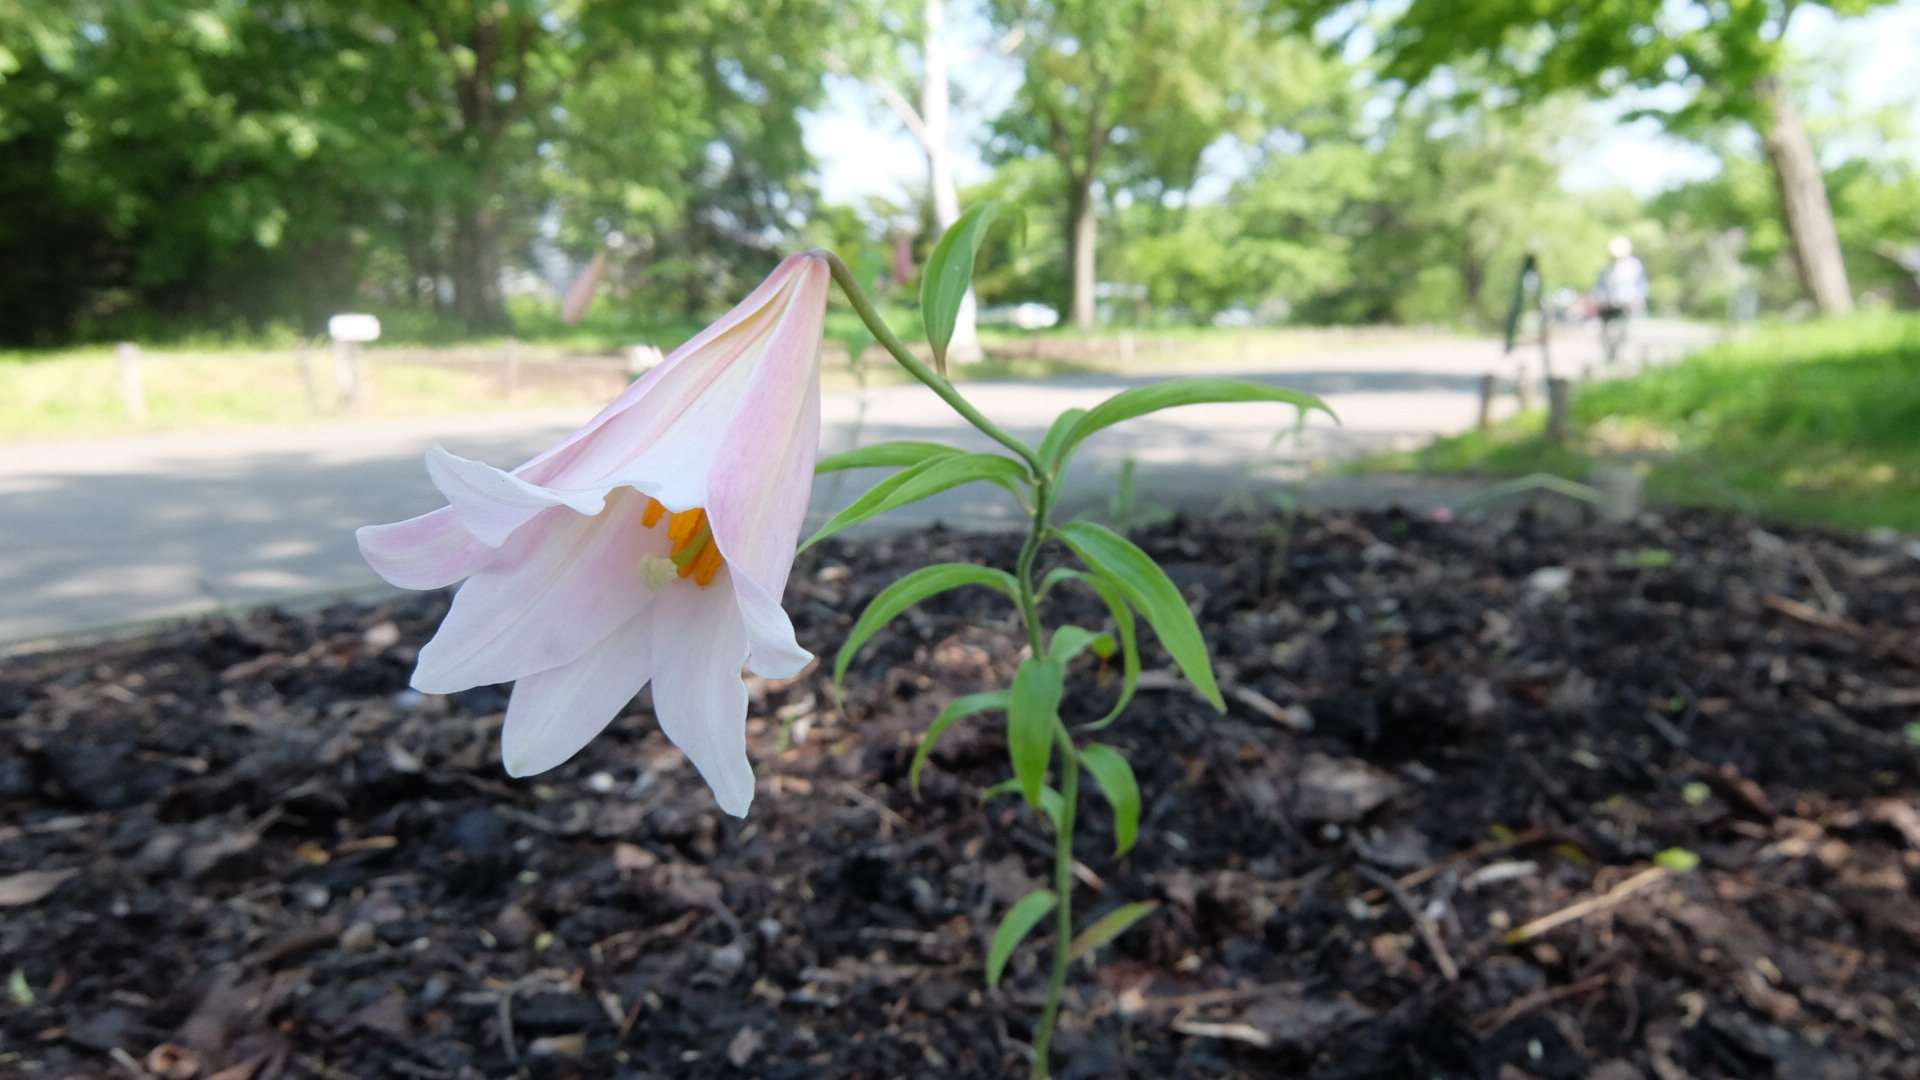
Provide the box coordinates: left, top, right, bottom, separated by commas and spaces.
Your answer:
922, 0, 983, 362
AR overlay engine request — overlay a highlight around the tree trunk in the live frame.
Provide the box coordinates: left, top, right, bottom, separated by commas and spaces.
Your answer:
1067, 175, 1097, 329
1755, 74, 1852, 315
451, 195, 510, 333
920, 0, 981, 362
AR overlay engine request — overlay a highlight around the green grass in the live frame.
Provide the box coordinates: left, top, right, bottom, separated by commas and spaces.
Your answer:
0, 348, 624, 440
1369, 314, 1920, 531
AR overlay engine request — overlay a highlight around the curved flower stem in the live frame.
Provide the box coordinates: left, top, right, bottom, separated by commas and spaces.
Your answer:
818, 250, 1044, 477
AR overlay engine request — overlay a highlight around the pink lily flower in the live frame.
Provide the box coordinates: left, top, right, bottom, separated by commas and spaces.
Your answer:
356, 253, 830, 816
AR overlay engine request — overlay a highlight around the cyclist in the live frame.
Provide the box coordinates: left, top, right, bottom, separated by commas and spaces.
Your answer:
1593, 236, 1649, 363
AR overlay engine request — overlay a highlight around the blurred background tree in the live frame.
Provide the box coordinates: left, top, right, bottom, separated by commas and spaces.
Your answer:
0, 0, 1913, 347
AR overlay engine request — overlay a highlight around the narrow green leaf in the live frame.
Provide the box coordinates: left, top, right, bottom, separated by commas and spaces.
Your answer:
922, 202, 1008, 367
802, 452, 1030, 550
1067, 902, 1159, 963
814, 440, 957, 475
1047, 625, 1112, 665
1056, 378, 1333, 465
833, 563, 1019, 694
911, 691, 1010, 793
1045, 570, 1140, 729
979, 778, 1021, 802
1037, 407, 1088, 472
1008, 656, 1064, 807
1055, 521, 1224, 711
1037, 784, 1066, 831
1080, 743, 1141, 856
987, 889, 1058, 988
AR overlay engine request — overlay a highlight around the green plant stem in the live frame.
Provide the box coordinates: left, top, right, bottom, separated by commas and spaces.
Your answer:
818, 250, 1044, 477
1031, 723, 1080, 1080
820, 245, 1079, 1078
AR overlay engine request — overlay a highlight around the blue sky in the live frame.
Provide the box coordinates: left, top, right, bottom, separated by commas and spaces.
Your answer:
803, 0, 1920, 209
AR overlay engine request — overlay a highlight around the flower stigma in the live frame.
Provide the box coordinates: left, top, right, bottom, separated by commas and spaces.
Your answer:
637, 496, 723, 588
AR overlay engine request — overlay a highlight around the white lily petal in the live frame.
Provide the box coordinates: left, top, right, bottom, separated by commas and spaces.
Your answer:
427, 445, 608, 548
501, 609, 655, 777
412, 491, 661, 693
355, 506, 492, 590
649, 576, 755, 816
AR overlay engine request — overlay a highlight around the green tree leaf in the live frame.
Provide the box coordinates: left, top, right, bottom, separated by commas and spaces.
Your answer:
987, 889, 1058, 989
814, 441, 958, 475
1054, 521, 1224, 711
1079, 743, 1142, 856
921, 201, 1008, 369
911, 691, 1011, 792
802, 452, 1030, 550
1067, 901, 1158, 963
1056, 378, 1332, 465
833, 564, 1019, 694
1008, 656, 1065, 808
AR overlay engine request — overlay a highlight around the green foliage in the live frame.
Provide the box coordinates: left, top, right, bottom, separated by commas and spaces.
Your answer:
801, 451, 1030, 549
922, 202, 1015, 369
0, 0, 849, 345
831, 563, 1020, 694
987, 890, 1058, 989
1054, 521, 1226, 711
1008, 656, 1065, 807
1388, 315, 1920, 531
1078, 744, 1140, 856
1067, 902, 1157, 962
911, 691, 1011, 792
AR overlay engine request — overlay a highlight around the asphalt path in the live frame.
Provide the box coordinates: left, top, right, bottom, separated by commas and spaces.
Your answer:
0, 321, 1715, 646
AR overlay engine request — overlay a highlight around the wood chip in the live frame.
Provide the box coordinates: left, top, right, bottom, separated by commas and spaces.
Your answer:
1172, 1018, 1272, 1048
0, 868, 79, 907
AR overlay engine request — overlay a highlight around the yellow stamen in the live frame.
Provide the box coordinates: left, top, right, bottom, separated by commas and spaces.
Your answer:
688, 542, 724, 586
638, 501, 725, 589
667, 508, 705, 545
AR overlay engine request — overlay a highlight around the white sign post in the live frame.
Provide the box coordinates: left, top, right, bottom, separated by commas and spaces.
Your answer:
327, 314, 380, 413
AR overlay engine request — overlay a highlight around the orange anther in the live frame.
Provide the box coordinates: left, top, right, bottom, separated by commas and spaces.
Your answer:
640, 498, 666, 528
689, 542, 724, 586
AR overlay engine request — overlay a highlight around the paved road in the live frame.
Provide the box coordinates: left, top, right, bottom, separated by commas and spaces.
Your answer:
0, 321, 1715, 646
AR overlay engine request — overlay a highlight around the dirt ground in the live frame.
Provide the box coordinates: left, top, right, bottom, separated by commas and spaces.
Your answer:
3, 507, 1918, 1080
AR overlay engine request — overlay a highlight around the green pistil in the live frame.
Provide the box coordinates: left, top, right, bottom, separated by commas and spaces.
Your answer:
670, 521, 713, 569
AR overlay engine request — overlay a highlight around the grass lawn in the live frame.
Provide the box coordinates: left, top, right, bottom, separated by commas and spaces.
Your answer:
1366, 314, 1920, 532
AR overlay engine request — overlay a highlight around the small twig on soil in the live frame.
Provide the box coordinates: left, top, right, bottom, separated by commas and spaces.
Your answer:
1357, 865, 1459, 982
1473, 970, 1617, 1037
1763, 593, 1920, 669
1171, 1017, 1272, 1048
838, 781, 912, 835
1363, 826, 1550, 900
1502, 865, 1671, 945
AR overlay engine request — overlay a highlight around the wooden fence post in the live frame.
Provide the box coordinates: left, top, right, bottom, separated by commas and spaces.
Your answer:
296, 341, 324, 412
115, 343, 148, 422
1477, 374, 1496, 431
1546, 377, 1573, 444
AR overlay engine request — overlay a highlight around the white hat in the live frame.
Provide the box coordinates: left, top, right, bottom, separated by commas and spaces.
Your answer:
1609, 236, 1633, 259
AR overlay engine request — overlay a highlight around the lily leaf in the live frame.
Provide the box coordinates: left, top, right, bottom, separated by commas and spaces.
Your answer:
834, 564, 1019, 694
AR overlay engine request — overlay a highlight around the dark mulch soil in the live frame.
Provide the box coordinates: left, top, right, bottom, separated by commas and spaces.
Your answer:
4, 508, 1920, 1080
